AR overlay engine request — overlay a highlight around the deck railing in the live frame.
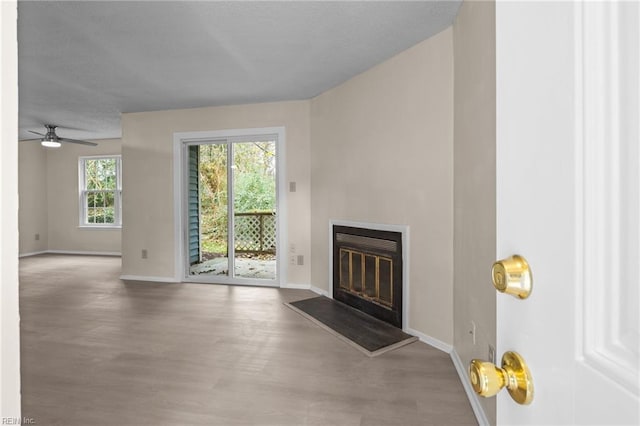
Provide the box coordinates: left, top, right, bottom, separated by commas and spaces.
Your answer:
234, 211, 276, 254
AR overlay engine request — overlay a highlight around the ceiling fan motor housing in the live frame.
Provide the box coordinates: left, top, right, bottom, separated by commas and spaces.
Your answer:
44, 125, 59, 142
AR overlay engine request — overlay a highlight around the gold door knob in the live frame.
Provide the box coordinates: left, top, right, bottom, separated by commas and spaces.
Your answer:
491, 255, 532, 299
469, 351, 534, 405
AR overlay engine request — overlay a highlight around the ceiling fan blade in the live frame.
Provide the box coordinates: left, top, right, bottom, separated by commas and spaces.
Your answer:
59, 137, 98, 147
28, 130, 45, 136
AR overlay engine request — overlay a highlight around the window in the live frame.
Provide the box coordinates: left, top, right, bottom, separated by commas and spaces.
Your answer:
79, 156, 122, 227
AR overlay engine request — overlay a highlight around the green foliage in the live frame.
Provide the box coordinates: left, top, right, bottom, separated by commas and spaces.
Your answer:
197, 142, 276, 255
85, 158, 117, 224
233, 141, 276, 212
198, 144, 228, 255
88, 207, 114, 224
86, 158, 117, 190
233, 172, 275, 212
201, 239, 227, 254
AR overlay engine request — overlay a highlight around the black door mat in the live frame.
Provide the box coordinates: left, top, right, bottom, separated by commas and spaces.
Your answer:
285, 296, 417, 357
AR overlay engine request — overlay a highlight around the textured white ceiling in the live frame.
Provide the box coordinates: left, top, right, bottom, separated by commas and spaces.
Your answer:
18, 1, 461, 140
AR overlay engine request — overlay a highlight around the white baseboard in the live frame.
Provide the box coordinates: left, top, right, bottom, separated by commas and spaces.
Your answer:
310, 285, 329, 297
280, 283, 311, 290
450, 348, 490, 426
20, 250, 121, 258
279, 284, 329, 298
119, 275, 179, 283
18, 250, 48, 258
46, 250, 122, 257
405, 327, 453, 354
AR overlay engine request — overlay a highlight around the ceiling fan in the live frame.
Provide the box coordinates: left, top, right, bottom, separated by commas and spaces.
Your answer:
29, 125, 97, 148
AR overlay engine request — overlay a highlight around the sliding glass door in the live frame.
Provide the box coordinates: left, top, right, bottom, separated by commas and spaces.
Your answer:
185, 135, 278, 285
232, 141, 276, 279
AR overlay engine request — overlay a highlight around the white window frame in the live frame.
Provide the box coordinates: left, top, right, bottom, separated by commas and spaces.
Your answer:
78, 155, 122, 228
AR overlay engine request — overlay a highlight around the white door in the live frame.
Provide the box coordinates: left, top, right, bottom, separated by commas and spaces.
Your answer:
496, 1, 639, 424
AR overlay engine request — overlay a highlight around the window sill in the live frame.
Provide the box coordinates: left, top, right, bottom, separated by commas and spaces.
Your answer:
78, 225, 122, 230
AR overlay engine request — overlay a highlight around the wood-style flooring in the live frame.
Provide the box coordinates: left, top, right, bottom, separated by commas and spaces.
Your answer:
19, 254, 476, 426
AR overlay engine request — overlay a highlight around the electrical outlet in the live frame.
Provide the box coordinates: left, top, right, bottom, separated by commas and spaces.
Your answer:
289, 181, 296, 192
488, 344, 496, 364
297, 255, 304, 266
470, 321, 476, 345
35, 233, 40, 241
141, 249, 148, 259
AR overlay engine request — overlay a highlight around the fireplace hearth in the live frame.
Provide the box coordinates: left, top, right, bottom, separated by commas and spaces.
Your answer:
332, 225, 403, 328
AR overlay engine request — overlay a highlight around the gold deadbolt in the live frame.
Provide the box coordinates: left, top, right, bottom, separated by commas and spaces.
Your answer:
469, 351, 534, 405
492, 255, 532, 299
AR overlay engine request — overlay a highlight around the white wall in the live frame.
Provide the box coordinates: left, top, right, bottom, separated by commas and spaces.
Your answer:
0, 0, 22, 417
310, 29, 454, 344
120, 101, 311, 285
46, 139, 122, 253
453, 0, 496, 424
19, 141, 48, 255
19, 139, 122, 255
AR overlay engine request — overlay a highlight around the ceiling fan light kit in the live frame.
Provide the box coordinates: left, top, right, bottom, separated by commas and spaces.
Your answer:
41, 140, 62, 148
28, 125, 98, 148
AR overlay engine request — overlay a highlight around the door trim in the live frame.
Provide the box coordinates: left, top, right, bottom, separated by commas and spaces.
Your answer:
173, 127, 287, 287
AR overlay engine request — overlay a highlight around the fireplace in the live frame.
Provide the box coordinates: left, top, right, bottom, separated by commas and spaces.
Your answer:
332, 224, 403, 328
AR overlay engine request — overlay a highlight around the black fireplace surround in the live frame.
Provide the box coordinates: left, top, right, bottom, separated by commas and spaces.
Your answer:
332, 225, 403, 328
